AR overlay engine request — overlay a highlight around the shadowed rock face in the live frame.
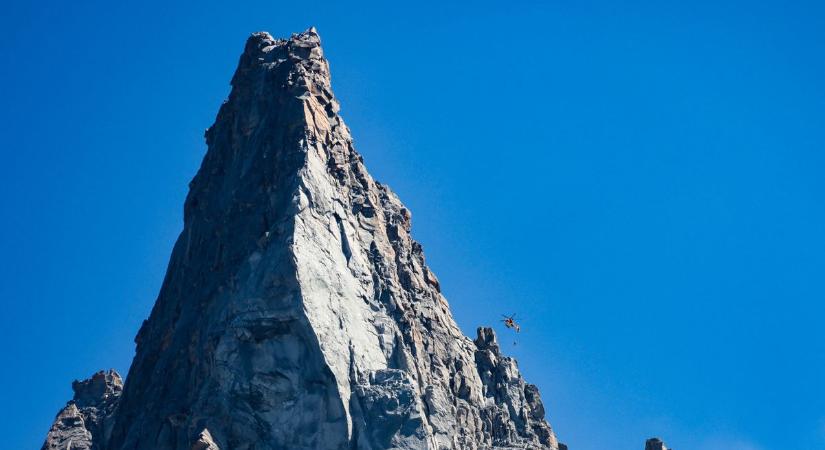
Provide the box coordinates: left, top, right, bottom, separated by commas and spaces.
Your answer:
42, 28, 561, 450
645, 438, 669, 450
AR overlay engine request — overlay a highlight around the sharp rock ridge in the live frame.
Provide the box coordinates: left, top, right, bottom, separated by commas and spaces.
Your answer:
41, 370, 123, 450
43, 28, 564, 450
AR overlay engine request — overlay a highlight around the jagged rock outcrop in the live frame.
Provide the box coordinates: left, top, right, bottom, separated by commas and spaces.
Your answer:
191, 429, 220, 450
645, 438, 669, 450
43, 28, 562, 450
42, 370, 122, 450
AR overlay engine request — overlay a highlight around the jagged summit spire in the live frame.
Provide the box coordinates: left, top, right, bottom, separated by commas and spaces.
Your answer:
42, 370, 122, 450
233, 27, 326, 83
43, 29, 562, 450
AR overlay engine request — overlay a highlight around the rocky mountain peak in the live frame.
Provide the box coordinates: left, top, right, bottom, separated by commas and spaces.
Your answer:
71, 369, 123, 408
42, 28, 570, 450
42, 370, 122, 450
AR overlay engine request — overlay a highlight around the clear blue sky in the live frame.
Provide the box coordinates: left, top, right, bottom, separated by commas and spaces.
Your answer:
1, 1, 823, 449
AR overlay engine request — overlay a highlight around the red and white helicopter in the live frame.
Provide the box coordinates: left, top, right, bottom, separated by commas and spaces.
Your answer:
500, 314, 521, 333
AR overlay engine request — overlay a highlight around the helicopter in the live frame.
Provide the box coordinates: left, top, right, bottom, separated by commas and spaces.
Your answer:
500, 314, 521, 333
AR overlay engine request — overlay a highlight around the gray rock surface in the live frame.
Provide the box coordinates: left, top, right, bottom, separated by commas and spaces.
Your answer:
191, 429, 220, 450
42, 370, 122, 450
43, 28, 562, 450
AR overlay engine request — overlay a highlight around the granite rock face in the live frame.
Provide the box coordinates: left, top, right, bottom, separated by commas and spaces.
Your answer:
42, 28, 561, 450
42, 370, 122, 450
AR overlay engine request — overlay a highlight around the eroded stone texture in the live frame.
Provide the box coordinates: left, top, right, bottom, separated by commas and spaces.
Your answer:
42, 370, 122, 450
474, 328, 556, 448
43, 28, 561, 450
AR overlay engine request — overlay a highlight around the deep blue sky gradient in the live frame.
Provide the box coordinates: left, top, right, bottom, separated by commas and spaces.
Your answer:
1, 1, 824, 449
